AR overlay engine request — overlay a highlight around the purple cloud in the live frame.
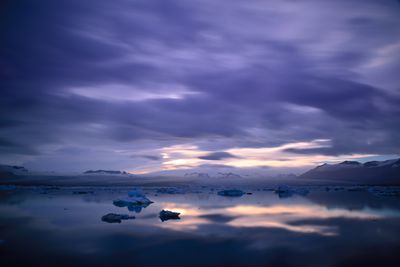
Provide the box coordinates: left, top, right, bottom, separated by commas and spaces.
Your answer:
1, 0, 399, 172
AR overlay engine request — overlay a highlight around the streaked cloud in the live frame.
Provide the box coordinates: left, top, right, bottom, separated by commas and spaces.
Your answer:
1, 0, 399, 172
153, 139, 375, 173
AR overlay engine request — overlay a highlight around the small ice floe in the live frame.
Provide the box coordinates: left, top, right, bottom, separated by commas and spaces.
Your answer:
156, 187, 185, 194
159, 210, 181, 222
113, 189, 153, 213
217, 189, 245, 197
368, 187, 400, 197
0, 185, 17, 191
127, 189, 147, 198
101, 213, 135, 223
262, 188, 274, 191
113, 197, 153, 207
347, 187, 366, 192
324, 186, 344, 192
274, 185, 309, 198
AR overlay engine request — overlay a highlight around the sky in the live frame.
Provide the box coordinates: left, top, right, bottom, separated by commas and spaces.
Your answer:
1, 0, 400, 175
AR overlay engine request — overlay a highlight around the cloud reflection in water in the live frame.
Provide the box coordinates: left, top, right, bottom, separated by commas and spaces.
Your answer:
155, 201, 397, 236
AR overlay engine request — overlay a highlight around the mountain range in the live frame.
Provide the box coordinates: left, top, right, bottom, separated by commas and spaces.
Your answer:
299, 158, 400, 184
1, 158, 399, 185
84, 170, 129, 175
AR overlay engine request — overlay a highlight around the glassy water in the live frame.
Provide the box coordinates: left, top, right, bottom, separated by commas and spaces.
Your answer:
1, 186, 400, 267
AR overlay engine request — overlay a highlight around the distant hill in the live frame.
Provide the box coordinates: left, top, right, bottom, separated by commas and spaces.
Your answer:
300, 158, 400, 184
183, 172, 244, 179
215, 172, 242, 179
83, 170, 128, 175
0, 165, 28, 179
184, 172, 210, 178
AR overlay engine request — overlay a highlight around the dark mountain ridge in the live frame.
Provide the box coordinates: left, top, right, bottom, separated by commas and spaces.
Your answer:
84, 170, 128, 175
300, 158, 400, 184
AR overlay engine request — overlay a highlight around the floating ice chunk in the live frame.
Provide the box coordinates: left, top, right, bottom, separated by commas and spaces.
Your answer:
217, 189, 245, 197
113, 189, 153, 213
262, 188, 274, 191
274, 186, 309, 198
128, 189, 146, 198
127, 205, 147, 213
113, 196, 153, 207
294, 188, 309, 196
101, 213, 135, 223
156, 187, 185, 194
159, 210, 181, 222
114, 189, 153, 206
368, 187, 400, 197
275, 185, 293, 198
0, 185, 17, 191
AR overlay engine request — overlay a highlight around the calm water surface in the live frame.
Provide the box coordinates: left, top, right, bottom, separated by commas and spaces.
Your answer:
1, 186, 400, 267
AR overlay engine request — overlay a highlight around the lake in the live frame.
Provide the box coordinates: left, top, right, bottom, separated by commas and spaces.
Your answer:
1, 186, 400, 267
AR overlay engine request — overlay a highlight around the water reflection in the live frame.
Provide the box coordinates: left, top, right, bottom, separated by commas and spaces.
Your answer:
1, 188, 400, 267
152, 201, 396, 236
113, 201, 151, 213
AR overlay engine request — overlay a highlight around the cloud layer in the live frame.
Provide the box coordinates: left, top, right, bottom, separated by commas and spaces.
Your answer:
1, 0, 399, 173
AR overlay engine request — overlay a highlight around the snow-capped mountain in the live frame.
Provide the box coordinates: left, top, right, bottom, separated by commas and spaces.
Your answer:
183, 172, 244, 179
300, 158, 400, 184
83, 170, 129, 175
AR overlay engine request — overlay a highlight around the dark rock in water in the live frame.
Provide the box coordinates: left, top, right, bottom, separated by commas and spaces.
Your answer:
217, 189, 245, 197
73, 191, 93, 194
159, 210, 180, 222
347, 187, 365, 192
101, 213, 135, 223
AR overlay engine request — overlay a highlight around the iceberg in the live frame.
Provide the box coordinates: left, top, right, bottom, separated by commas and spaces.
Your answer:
113, 196, 153, 206
217, 189, 245, 197
274, 186, 309, 198
113, 189, 153, 213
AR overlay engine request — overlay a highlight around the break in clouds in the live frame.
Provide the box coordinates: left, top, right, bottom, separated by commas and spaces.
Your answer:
1, 0, 400, 173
